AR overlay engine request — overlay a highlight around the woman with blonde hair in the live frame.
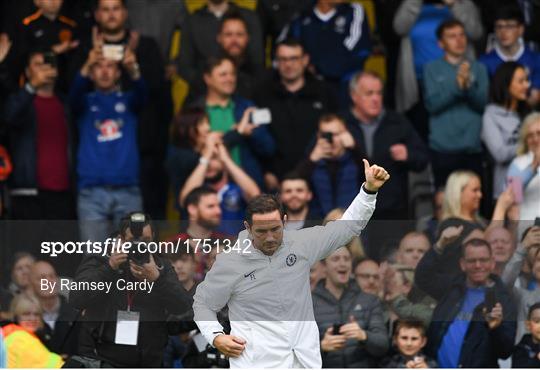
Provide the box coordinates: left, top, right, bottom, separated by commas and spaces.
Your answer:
508, 112, 540, 225
2, 294, 63, 368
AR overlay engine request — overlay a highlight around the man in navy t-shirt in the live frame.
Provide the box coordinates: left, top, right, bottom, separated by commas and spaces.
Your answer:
69, 40, 147, 242
479, 5, 540, 106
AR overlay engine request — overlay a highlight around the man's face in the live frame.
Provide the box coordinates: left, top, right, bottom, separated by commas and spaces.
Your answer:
218, 19, 249, 59
439, 25, 467, 57
172, 256, 195, 284
495, 19, 524, 48
526, 308, 540, 343
485, 227, 514, 265
35, 0, 63, 15
204, 60, 237, 97
398, 234, 431, 269
245, 210, 284, 256
95, 0, 128, 34
205, 157, 225, 184
395, 327, 427, 357
354, 260, 381, 295
191, 194, 222, 229
351, 75, 383, 121
30, 261, 58, 298
325, 247, 352, 287
276, 45, 308, 83
12, 256, 34, 289
26, 54, 57, 85
90, 59, 120, 91
460, 245, 495, 286
281, 179, 312, 214
318, 119, 347, 158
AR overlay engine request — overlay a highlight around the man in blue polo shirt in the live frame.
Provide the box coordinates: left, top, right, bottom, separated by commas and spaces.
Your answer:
479, 5, 540, 106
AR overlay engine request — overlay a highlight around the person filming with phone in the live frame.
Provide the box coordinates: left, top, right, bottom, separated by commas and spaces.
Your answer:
68, 212, 193, 367
295, 113, 362, 217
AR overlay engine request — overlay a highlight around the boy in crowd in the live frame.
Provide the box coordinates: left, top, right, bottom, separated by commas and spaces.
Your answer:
381, 319, 437, 368
513, 302, 540, 368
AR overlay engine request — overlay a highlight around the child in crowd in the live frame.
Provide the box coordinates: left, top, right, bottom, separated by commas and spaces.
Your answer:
513, 302, 540, 368
381, 319, 437, 368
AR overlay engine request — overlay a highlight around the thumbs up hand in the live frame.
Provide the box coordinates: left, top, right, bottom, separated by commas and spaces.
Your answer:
363, 159, 390, 193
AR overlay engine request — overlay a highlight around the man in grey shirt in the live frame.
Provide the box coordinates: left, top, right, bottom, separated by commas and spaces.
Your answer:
194, 160, 390, 368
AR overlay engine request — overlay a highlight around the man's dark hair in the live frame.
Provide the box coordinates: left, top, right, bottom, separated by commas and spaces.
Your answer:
276, 38, 305, 53
528, 302, 540, 319
352, 257, 378, 272
245, 194, 285, 225
392, 318, 427, 338
219, 10, 248, 34
318, 113, 346, 128
203, 55, 236, 75
494, 5, 525, 25
185, 186, 218, 208
461, 238, 492, 257
281, 171, 310, 189
490, 61, 530, 117
436, 18, 465, 40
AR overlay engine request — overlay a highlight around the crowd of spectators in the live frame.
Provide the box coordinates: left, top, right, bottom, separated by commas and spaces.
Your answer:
0, 0, 540, 368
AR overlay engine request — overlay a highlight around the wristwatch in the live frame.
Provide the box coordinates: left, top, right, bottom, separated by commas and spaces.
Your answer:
24, 82, 36, 95
199, 157, 210, 166
362, 183, 377, 195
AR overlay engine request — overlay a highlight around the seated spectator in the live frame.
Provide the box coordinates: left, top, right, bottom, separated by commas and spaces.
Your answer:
179, 143, 260, 236
312, 247, 388, 367
393, 0, 482, 141
4, 294, 64, 368
4, 51, 73, 221
508, 112, 540, 231
13, 0, 79, 91
281, 0, 371, 107
416, 188, 445, 244
253, 38, 337, 180
8, 252, 35, 296
354, 258, 383, 298
346, 71, 429, 220
69, 41, 147, 242
380, 319, 437, 368
501, 226, 540, 342
170, 251, 197, 294
177, 0, 263, 99
280, 173, 319, 231
513, 302, 540, 368
195, 56, 275, 188
480, 5, 540, 107
170, 186, 230, 281
383, 264, 436, 327
416, 238, 517, 368
486, 226, 516, 275
166, 108, 222, 210
423, 19, 489, 188
216, 11, 264, 99
482, 62, 530, 200
396, 232, 431, 269
28, 261, 79, 356
296, 114, 366, 217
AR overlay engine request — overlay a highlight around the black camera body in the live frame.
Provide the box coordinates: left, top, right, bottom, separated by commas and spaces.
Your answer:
127, 213, 150, 265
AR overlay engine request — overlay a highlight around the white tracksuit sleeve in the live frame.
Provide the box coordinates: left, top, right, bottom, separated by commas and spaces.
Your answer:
193, 252, 235, 346
296, 186, 377, 265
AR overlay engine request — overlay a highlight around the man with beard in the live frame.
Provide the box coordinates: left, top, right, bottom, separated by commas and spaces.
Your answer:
177, 0, 263, 99
215, 11, 264, 99
280, 173, 320, 230
179, 141, 260, 236
169, 186, 230, 281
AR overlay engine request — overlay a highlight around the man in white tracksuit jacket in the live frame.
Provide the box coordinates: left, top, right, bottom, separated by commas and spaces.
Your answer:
193, 159, 389, 368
